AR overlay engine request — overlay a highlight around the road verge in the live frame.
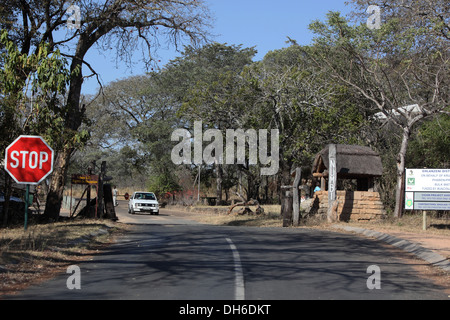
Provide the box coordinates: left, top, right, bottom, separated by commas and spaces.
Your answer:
0, 219, 127, 296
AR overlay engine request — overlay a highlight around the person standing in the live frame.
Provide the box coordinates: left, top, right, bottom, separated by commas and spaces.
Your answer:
113, 186, 118, 207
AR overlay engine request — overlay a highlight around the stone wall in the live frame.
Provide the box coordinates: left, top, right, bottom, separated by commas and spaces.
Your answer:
310, 190, 386, 222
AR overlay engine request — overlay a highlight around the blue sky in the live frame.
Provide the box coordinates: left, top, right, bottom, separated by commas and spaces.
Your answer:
82, 0, 354, 95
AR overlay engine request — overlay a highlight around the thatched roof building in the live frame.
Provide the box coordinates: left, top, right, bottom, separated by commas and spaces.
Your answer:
309, 145, 386, 221
312, 144, 383, 179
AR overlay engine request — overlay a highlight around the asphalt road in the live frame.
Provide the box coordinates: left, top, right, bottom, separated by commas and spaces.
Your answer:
5, 203, 449, 300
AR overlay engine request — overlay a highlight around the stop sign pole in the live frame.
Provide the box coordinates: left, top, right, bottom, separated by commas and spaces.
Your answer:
4, 136, 54, 230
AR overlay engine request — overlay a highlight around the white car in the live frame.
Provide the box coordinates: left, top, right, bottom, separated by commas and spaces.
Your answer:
128, 192, 159, 215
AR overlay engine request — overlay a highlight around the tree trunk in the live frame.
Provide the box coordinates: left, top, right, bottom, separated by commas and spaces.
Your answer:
246, 172, 260, 201
394, 127, 411, 218
264, 175, 269, 204
43, 53, 85, 221
215, 161, 223, 206
43, 147, 72, 220
279, 163, 292, 226
103, 184, 117, 221
2, 175, 13, 227
282, 190, 293, 227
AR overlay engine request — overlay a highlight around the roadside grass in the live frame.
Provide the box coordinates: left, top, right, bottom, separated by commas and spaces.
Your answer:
171, 204, 284, 227
168, 204, 450, 235
1, 203, 448, 297
0, 219, 127, 296
188, 211, 284, 228
169, 204, 324, 228
347, 213, 450, 236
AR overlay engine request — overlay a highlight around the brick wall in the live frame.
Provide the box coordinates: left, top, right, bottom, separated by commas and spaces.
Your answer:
310, 190, 386, 222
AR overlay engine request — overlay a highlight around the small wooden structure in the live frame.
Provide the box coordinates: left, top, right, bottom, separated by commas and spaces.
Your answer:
310, 145, 386, 222
312, 145, 383, 191
70, 161, 117, 221
201, 196, 217, 206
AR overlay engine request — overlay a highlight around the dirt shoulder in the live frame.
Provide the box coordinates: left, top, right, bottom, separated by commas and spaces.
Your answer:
0, 219, 129, 297
337, 217, 450, 263
346, 225, 450, 262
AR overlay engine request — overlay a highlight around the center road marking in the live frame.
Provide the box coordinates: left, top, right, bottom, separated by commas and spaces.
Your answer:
226, 238, 245, 300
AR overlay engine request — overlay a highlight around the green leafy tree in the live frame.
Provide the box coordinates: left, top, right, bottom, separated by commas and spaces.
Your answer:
174, 43, 258, 203
244, 45, 367, 211
0, 29, 75, 225
181, 43, 367, 209
407, 114, 450, 169
0, 29, 73, 145
79, 71, 182, 193
1, 0, 212, 220
308, 3, 449, 217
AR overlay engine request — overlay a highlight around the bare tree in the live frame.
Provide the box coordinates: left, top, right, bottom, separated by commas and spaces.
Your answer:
309, 0, 449, 217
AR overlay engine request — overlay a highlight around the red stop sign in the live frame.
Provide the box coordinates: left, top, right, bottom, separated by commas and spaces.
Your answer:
4, 136, 54, 185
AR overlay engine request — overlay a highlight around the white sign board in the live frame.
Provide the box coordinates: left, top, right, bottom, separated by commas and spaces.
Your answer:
405, 169, 450, 210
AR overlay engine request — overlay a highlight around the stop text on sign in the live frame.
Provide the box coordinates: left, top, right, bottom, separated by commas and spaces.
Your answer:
8, 151, 50, 170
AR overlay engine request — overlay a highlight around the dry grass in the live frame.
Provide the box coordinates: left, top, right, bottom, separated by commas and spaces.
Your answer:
346, 213, 450, 236
167, 204, 325, 228
0, 219, 127, 296
167, 204, 282, 227
2, 203, 448, 297
168, 204, 450, 234
187, 211, 284, 228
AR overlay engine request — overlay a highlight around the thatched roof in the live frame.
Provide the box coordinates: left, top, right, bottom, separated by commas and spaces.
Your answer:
312, 145, 383, 178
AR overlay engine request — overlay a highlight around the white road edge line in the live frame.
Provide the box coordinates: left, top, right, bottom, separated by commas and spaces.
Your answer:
226, 238, 245, 300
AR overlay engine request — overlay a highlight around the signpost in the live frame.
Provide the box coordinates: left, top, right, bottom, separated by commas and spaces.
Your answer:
4, 136, 54, 230
405, 169, 450, 230
71, 175, 99, 185
327, 144, 337, 223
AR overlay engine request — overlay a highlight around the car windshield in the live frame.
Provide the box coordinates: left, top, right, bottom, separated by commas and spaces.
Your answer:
135, 193, 156, 200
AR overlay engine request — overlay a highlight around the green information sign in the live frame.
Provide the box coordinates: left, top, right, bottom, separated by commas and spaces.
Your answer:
405, 169, 450, 211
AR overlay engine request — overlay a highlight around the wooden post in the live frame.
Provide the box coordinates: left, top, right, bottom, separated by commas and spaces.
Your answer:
24, 184, 29, 231
368, 177, 375, 192
87, 164, 93, 217
321, 177, 326, 191
86, 185, 91, 215
292, 168, 302, 227
423, 211, 427, 231
281, 186, 293, 227
283, 190, 293, 228
103, 184, 118, 221
327, 144, 337, 223
97, 161, 106, 219
70, 183, 73, 217
91, 160, 98, 218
